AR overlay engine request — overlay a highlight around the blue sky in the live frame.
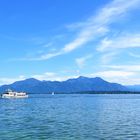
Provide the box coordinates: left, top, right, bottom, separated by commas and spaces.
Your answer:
0, 0, 140, 85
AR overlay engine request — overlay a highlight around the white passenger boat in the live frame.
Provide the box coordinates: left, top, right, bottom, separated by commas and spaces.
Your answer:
1, 89, 28, 98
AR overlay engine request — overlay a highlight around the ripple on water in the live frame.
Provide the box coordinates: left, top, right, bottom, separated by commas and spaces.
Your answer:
1, 94, 140, 139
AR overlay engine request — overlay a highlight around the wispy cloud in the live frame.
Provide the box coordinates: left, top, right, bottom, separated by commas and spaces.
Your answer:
42, 42, 53, 48
104, 65, 140, 72
129, 52, 140, 58
76, 54, 93, 68
26, 27, 107, 61
100, 52, 119, 64
23, 0, 140, 61
98, 34, 140, 52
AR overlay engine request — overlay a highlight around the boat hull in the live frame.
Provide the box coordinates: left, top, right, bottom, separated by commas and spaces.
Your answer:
1, 94, 28, 99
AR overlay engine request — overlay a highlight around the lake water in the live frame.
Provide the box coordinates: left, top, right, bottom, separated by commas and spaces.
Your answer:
0, 94, 140, 140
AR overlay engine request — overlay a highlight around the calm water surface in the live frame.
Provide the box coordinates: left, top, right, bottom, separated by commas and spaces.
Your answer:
0, 94, 140, 140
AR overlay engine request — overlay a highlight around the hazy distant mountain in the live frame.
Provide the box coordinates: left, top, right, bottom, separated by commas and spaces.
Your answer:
126, 85, 140, 91
0, 76, 128, 93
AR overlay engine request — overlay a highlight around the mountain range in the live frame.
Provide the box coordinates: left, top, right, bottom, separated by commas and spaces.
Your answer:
126, 85, 140, 92
0, 76, 135, 93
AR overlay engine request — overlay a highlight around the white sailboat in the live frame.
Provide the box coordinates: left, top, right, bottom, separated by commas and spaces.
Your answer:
52, 92, 55, 95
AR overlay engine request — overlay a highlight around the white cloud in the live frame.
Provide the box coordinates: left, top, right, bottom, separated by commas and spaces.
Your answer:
129, 52, 140, 58
100, 52, 119, 64
90, 70, 138, 84
32, 72, 57, 81
94, 65, 140, 84
0, 72, 79, 85
0, 75, 26, 85
32, 72, 78, 81
98, 34, 140, 52
94, 0, 140, 24
43, 42, 53, 48
76, 54, 93, 68
23, 0, 140, 61
27, 27, 107, 61
0, 69, 140, 85
104, 65, 140, 72
92, 70, 134, 78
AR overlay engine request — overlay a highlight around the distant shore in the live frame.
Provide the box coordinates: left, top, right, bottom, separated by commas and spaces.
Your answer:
1, 91, 140, 95
26, 91, 140, 94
